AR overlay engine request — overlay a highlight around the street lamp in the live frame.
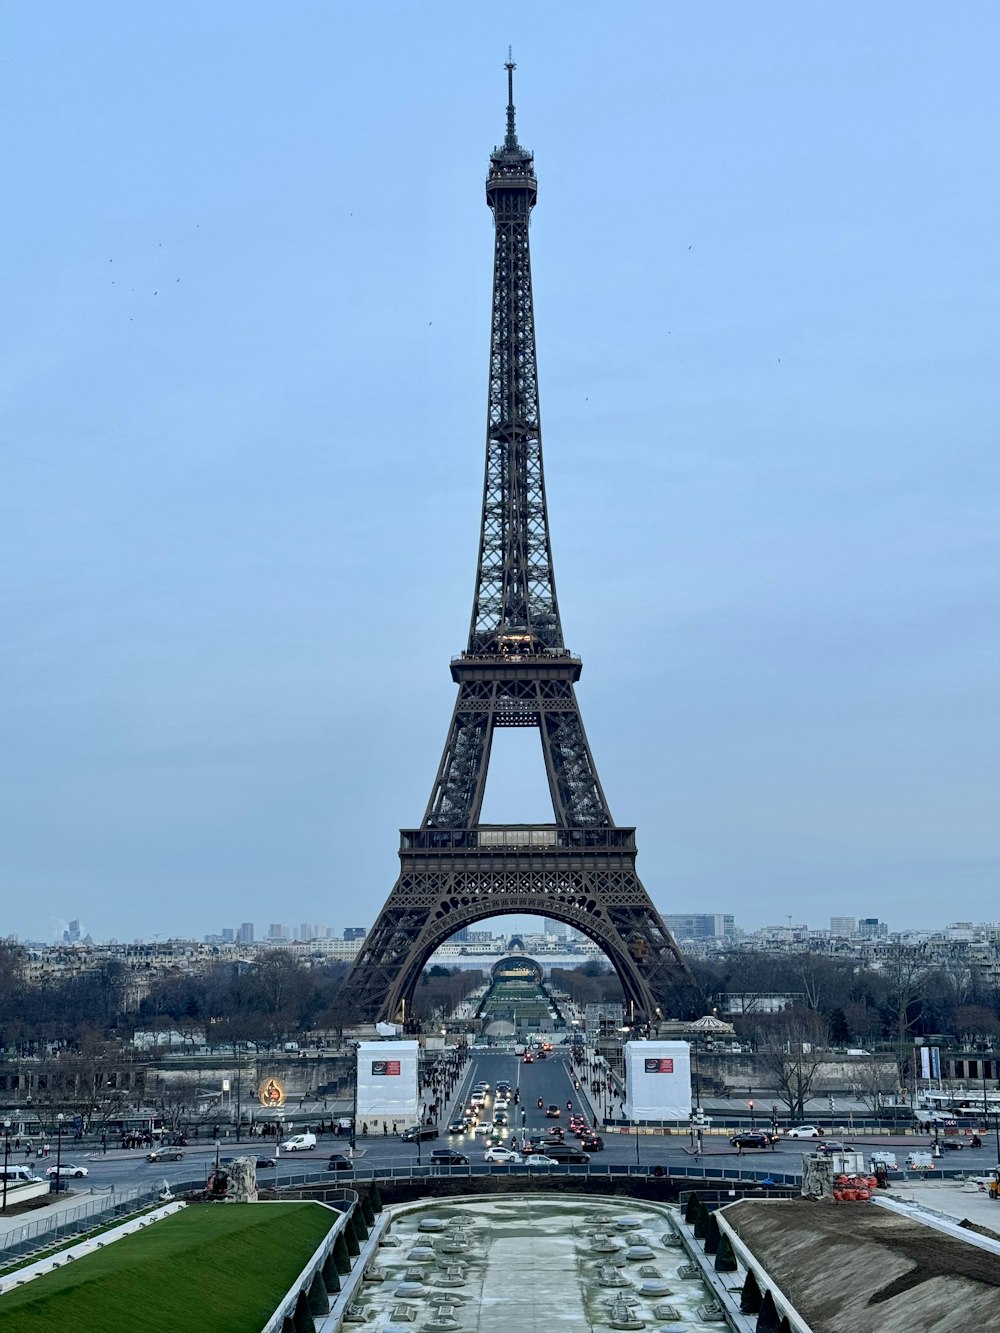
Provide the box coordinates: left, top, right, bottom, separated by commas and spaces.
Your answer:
54, 1114, 65, 1193
2, 1118, 11, 1212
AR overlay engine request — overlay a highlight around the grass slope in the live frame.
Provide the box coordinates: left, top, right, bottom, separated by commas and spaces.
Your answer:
0, 1203, 336, 1333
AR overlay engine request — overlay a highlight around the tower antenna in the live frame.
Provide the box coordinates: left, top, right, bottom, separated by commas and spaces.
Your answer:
504, 47, 518, 148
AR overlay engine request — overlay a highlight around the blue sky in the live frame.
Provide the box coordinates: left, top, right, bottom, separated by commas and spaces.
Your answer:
2, 3, 997, 944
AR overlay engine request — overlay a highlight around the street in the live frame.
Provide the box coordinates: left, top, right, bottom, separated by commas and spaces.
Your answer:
43, 1048, 997, 1201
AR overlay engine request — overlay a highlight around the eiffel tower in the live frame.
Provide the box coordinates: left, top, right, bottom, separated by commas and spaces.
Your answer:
340, 60, 695, 1026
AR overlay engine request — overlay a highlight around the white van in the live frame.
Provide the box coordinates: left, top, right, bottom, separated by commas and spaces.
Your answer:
0, 1166, 43, 1185
870, 1151, 898, 1171
279, 1133, 316, 1152
905, 1151, 934, 1170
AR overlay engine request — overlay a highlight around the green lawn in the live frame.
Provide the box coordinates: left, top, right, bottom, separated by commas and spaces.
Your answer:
0, 1203, 337, 1333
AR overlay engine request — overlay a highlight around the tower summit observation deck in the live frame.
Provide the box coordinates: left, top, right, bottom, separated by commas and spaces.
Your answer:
340, 60, 696, 1026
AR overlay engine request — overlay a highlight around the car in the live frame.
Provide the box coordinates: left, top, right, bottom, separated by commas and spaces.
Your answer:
45, 1163, 89, 1178
940, 1139, 965, 1151
484, 1147, 521, 1163
579, 1134, 604, 1151
146, 1147, 185, 1163
537, 1050, 548, 1059
430, 1149, 470, 1165
543, 1146, 590, 1164
473, 1120, 496, 1135
522, 1053, 534, 1063
543, 1126, 565, 1142
494, 1112, 508, 1127
730, 1133, 772, 1150
400, 1125, 439, 1143
522, 1153, 559, 1167
474, 1081, 490, 1092
816, 1140, 846, 1154
327, 1153, 353, 1171
546, 1105, 561, 1118
255, 1157, 276, 1169
784, 1125, 823, 1139
448, 1121, 471, 1134
470, 1092, 486, 1106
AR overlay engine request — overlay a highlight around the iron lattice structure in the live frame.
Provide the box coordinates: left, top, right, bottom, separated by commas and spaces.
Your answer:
341, 63, 696, 1025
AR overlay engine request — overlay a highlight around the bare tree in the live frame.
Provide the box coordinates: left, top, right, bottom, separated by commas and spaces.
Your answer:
852, 1053, 898, 1115
880, 943, 927, 1088
756, 1013, 829, 1119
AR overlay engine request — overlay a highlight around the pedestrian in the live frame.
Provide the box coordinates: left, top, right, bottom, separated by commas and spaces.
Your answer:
362, 1122, 368, 1136
392, 1122, 397, 1135
383, 1123, 388, 1136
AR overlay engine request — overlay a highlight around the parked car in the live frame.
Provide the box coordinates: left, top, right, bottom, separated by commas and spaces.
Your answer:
147, 1147, 185, 1163
430, 1148, 470, 1166
400, 1125, 439, 1143
730, 1133, 772, 1150
484, 1147, 521, 1164
784, 1125, 822, 1139
45, 1163, 89, 1178
327, 1154, 353, 1171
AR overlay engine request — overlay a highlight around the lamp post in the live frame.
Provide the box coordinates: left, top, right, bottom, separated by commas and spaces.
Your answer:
54, 1113, 65, 1193
2, 1118, 11, 1212
350, 1045, 359, 1153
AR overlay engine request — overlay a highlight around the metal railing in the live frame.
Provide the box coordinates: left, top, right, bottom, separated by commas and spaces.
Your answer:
260, 1161, 804, 1189
0, 1181, 186, 1262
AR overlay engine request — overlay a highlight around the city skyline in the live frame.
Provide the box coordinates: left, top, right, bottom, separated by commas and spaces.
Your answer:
3, 5, 998, 943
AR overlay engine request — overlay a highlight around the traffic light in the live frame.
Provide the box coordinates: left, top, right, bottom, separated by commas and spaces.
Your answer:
513, 1090, 520, 1105
748, 1100, 754, 1112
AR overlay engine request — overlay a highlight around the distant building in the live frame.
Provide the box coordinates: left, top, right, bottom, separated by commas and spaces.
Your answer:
268, 923, 290, 941
830, 916, 857, 935
237, 922, 255, 944
663, 913, 735, 941
343, 927, 367, 942
858, 917, 888, 940
220, 927, 235, 943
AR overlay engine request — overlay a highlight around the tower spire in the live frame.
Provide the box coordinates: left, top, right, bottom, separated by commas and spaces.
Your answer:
504, 47, 518, 149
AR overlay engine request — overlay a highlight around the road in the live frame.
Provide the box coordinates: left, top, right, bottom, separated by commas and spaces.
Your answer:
39, 1050, 999, 1200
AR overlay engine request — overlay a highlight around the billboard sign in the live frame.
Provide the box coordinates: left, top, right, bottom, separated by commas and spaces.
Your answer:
623, 1041, 692, 1121
356, 1041, 419, 1123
